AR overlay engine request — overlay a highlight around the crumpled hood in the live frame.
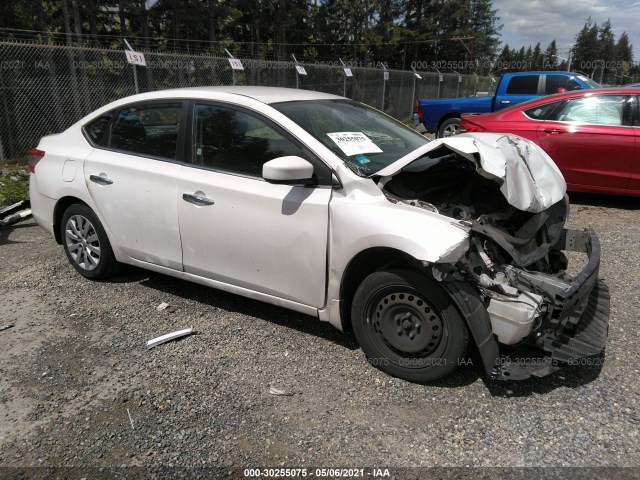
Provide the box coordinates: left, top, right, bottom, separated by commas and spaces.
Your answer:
374, 133, 567, 213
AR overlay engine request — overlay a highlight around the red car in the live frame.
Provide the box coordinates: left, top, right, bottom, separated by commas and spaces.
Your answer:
459, 88, 640, 197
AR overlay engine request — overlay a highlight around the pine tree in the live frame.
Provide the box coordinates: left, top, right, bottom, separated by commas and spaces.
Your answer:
614, 32, 634, 84
531, 42, 542, 70
597, 19, 615, 83
572, 17, 599, 76
544, 40, 557, 70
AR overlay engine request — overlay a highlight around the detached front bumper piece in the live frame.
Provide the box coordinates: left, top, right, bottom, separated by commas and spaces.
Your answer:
541, 228, 609, 362
494, 228, 610, 380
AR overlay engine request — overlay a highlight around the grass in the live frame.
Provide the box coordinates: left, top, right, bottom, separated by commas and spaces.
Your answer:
0, 159, 30, 207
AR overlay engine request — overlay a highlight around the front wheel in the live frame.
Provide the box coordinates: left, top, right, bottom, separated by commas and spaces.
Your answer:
351, 269, 468, 382
437, 117, 462, 138
60, 204, 118, 279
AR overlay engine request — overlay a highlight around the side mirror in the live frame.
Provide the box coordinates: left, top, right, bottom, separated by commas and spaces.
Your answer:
556, 87, 567, 94
262, 156, 315, 184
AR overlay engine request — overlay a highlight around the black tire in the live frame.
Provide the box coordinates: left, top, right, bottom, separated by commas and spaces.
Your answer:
351, 269, 468, 382
437, 117, 462, 138
60, 204, 119, 279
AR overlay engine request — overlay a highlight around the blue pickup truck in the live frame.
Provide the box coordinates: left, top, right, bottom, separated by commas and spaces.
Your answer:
417, 71, 601, 137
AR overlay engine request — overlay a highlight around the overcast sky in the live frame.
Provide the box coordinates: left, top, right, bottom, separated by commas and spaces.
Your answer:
492, 0, 640, 55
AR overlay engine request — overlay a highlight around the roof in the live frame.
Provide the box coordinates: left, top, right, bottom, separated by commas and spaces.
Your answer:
536, 87, 640, 100
499, 71, 586, 76
141, 86, 345, 104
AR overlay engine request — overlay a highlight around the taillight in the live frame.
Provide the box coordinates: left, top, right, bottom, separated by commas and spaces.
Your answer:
417, 102, 424, 122
460, 121, 485, 133
27, 149, 45, 173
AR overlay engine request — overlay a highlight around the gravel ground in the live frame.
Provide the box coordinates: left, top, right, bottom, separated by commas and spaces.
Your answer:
0, 193, 639, 477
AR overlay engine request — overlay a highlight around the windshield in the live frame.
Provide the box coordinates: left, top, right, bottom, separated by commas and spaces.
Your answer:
272, 99, 429, 176
576, 75, 601, 89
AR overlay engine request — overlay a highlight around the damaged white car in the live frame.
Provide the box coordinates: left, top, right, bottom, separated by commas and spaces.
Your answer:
29, 87, 608, 382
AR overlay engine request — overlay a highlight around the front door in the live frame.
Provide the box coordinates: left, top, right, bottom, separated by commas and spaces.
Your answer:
536, 94, 635, 191
177, 102, 332, 307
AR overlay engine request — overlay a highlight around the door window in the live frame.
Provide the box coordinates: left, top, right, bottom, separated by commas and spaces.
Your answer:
192, 104, 304, 177
547, 95, 630, 126
110, 103, 182, 159
505, 76, 539, 95
545, 75, 583, 94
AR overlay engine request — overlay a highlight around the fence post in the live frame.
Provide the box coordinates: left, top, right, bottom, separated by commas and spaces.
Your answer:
410, 67, 422, 118
124, 39, 140, 94
381, 67, 388, 112
339, 59, 348, 97
292, 54, 299, 89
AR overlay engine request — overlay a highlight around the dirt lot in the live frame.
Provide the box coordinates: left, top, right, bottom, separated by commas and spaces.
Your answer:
0, 193, 639, 478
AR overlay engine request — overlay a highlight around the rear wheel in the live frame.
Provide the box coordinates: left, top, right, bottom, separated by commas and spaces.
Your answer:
351, 269, 468, 382
437, 117, 462, 138
61, 204, 118, 279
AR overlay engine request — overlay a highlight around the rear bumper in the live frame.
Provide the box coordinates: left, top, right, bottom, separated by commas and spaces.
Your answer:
29, 175, 56, 237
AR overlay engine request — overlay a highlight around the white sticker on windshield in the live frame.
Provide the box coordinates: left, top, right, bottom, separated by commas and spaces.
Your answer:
326, 132, 383, 156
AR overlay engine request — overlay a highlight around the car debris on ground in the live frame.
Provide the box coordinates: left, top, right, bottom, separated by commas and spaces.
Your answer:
269, 386, 294, 396
146, 327, 194, 349
0, 200, 32, 228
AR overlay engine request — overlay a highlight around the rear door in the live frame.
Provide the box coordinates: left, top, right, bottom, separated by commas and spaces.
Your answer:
536, 94, 635, 191
84, 101, 185, 270
495, 74, 541, 110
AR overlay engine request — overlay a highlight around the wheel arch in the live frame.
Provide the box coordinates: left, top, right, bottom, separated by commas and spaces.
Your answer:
338, 247, 416, 331
53, 196, 90, 244
436, 113, 462, 136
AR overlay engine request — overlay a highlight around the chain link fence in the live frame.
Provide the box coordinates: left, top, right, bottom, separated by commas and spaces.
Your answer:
0, 40, 495, 161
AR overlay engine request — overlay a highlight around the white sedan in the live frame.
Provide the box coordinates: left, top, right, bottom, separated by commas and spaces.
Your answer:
29, 87, 608, 382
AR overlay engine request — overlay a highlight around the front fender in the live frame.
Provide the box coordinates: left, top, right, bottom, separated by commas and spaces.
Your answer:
320, 192, 470, 330
330, 198, 470, 266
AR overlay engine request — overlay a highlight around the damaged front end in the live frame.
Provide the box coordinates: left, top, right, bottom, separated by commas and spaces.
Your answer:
376, 133, 609, 380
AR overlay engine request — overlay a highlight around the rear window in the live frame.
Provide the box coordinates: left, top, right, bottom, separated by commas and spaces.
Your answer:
506, 76, 539, 95
84, 112, 113, 147
523, 101, 563, 120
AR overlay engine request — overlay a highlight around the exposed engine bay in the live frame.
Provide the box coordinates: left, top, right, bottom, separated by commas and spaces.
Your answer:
375, 134, 606, 373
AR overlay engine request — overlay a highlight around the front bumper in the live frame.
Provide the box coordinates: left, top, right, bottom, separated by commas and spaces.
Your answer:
493, 228, 610, 380
541, 228, 609, 362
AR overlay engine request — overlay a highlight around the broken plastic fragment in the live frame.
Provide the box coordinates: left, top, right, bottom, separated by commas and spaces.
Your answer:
156, 302, 169, 311
146, 327, 193, 349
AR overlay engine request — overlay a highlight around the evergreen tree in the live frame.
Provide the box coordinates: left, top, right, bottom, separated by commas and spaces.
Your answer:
572, 17, 599, 76
597, 19, 615, 83
544, 40, 557, 70
614, 32, 634, 84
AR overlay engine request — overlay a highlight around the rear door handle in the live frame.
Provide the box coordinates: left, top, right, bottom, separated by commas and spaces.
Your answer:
499, 100, 511, 105
89, 174, 113, 185
182, 193, 215, 206
541, 128, 565, 134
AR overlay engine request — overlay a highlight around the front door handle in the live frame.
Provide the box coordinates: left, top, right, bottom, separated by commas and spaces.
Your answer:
89, 174, 113, 185
499, 100, 511, 105
182, 193, 215, 206
541, 128, 565, 134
